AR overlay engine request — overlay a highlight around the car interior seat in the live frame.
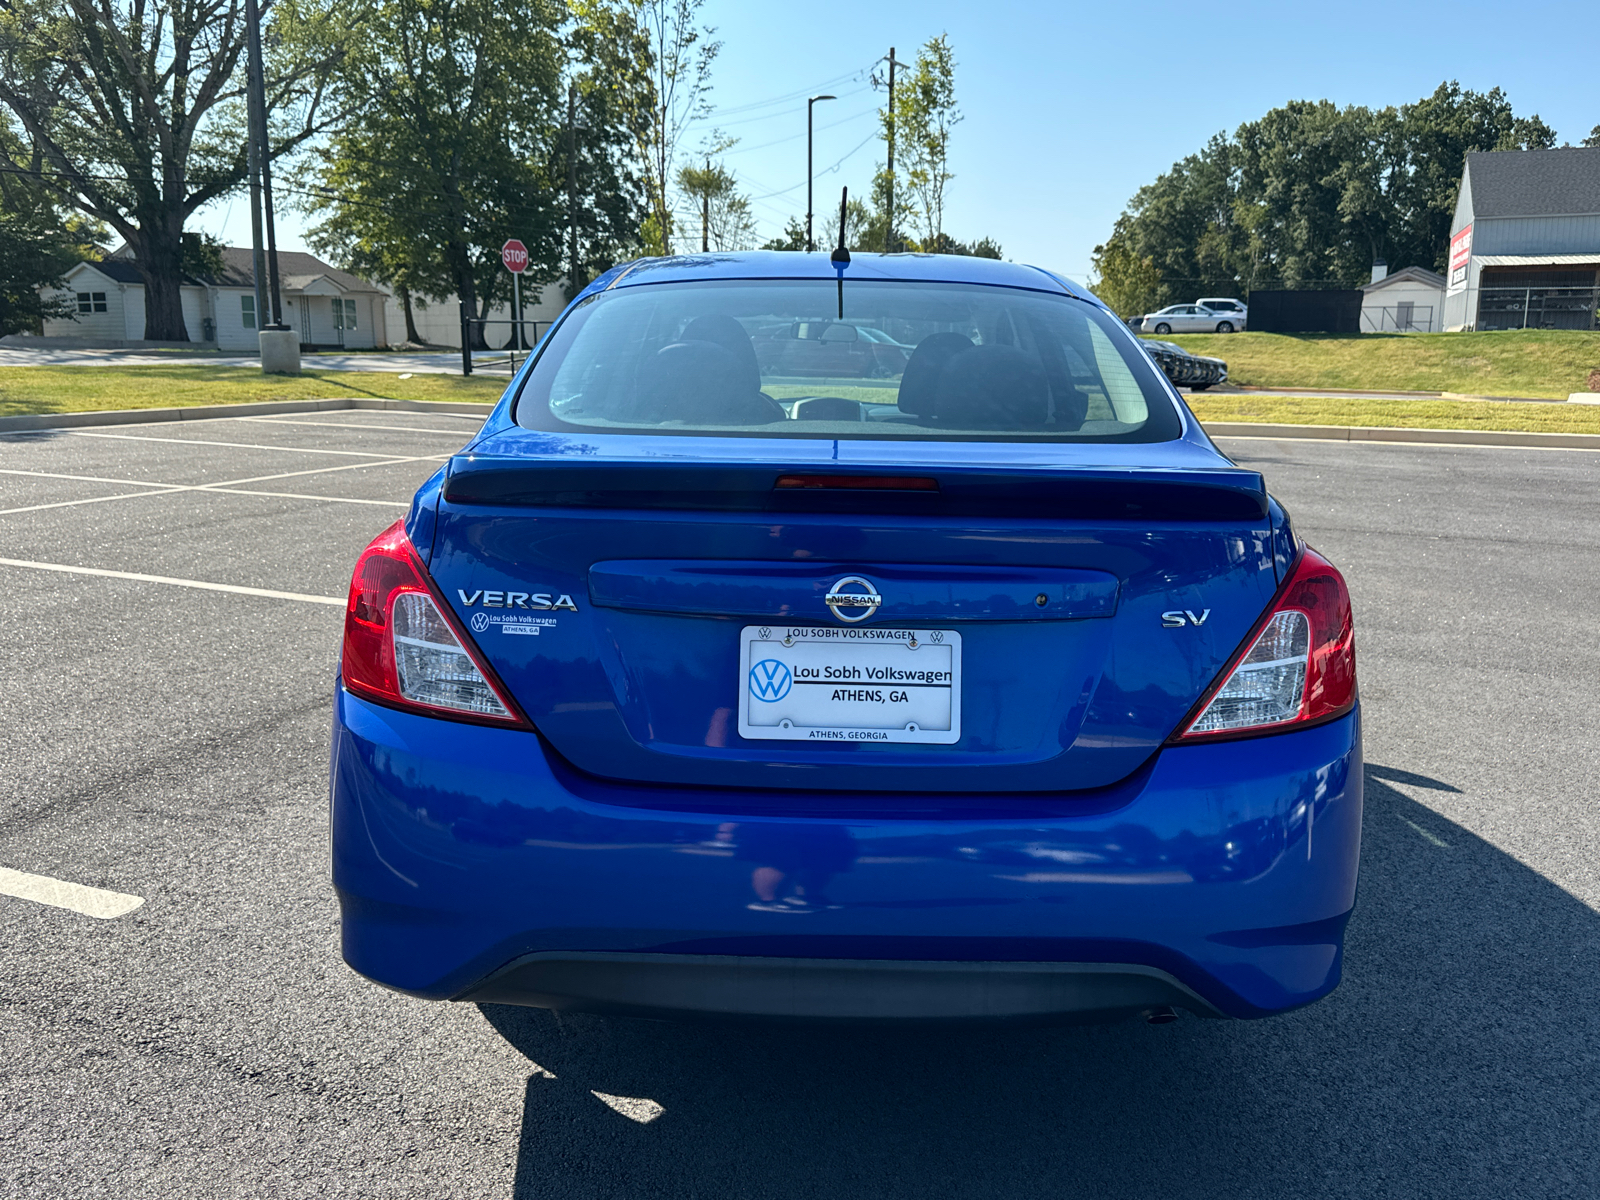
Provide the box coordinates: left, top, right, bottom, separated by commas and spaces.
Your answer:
935, 344, 1051, 428
631, 315, 785, 425
897, 332, 975, 417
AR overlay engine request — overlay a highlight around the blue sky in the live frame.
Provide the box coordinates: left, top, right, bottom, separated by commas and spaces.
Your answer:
194, 0, 1599, 286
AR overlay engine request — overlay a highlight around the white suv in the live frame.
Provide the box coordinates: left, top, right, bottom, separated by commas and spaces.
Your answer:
1196, 298, 1247, 331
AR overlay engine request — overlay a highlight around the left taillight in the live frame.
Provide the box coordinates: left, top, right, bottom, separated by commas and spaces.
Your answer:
340, 520, 527, 726
1173, 546, 1356, 742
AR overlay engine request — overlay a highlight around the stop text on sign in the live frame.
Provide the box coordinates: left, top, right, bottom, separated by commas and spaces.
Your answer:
501, 239, 528, 274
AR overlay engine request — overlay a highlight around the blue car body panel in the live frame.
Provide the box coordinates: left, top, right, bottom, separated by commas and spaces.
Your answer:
333, 252, 1361, 1021
331, 690, 1361, 1018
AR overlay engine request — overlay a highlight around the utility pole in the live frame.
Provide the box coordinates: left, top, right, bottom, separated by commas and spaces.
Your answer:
247, 0, 283, 329
245, 0, 296, 371
567, 82, 580, 297
884, 48, 911, 254
244, 1, 267, 337
701, 159, 710, 252
806, 94, 836, 252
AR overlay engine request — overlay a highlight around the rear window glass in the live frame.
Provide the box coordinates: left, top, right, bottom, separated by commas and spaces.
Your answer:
513, 279, 1181, 442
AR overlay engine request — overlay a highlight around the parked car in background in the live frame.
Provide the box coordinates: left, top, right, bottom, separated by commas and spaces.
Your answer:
1141, 339, 1228, 390
1138, 304, 1241, 335
1196, 298, 1248, 330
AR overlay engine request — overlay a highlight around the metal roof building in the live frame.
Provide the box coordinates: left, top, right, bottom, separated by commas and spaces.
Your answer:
1442, 148, 1600, 332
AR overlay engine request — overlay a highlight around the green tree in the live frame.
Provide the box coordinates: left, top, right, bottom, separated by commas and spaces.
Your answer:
891, 34, 960, 251
0, 0, 342, 339
575, 0, 717, 255
818, 194, 870, 253
1585, 125, 1600, 148
676, 159, 755, 251
760, 216, 806, 252
0, 115, 100, 334
1101, 81, 1559, 302
298, 0, 566, 347
1089, 236, 1161, 318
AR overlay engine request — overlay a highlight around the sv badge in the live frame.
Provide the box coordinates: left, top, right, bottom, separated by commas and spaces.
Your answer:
1161, 609, 1211, 629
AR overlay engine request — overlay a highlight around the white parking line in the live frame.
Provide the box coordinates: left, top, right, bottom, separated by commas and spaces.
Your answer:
0, 458, 430, 514
0, 558, 345, 605
0, 488, 188, 517
66, 430, 432, 458
0, 866, 145, 919
241, 417, 478, 437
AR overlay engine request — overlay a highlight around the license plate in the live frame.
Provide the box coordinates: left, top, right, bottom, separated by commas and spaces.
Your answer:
738, 625, 961, 744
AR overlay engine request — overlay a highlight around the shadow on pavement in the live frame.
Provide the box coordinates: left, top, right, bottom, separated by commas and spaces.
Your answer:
481, 766, 1600, 1199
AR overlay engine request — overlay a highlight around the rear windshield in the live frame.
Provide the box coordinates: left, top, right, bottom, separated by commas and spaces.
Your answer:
513, 279, 1182, 442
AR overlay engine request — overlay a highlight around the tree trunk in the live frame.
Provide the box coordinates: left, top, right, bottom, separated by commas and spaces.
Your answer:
399, 285, 421, 344
450, 238, 486, 350
133, 220, 190, 341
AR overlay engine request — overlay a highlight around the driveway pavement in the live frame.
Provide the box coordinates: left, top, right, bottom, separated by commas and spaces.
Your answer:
1, 415, 1597, 1198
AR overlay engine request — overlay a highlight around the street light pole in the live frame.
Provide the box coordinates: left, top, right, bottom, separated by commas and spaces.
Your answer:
806, 94, 836, 252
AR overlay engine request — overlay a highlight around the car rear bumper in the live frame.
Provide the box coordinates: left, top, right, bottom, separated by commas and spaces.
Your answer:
457, 952, 1220, 1022
331, 690, 1362, 1022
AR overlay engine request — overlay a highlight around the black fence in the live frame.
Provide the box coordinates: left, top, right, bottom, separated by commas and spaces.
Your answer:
1247, 289, 1363, 334
458, 302, 553, 374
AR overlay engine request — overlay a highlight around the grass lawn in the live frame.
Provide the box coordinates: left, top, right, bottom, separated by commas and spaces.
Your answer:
1160, 329, 1600, 398
1188, 392, 1600, 434
0, 366, 506, 417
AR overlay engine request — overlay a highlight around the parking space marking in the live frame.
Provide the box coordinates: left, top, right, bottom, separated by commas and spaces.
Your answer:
0, 866, 144, 919
0, 459, 432, 513
0, 558, 345, 605
241, 417, 481, 437
201, 488, 406, 507
66, 430, 435, 458
0, 488, 188, 517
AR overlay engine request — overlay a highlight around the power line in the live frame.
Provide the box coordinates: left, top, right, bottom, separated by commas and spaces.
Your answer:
691, 63, 876, 122
695, 84, 873, 131
722, 104, 878, 157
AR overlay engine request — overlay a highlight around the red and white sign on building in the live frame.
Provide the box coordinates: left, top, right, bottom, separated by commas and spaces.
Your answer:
1447, 224, 1473, 293
501, 239, 529, 274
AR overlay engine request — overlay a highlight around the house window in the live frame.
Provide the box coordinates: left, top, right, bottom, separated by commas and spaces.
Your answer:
76, 291, 108, 314
333, 298, 358, 330
241, 294, 256, 329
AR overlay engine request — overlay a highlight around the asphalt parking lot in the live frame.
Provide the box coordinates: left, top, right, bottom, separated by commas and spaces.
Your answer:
2, 412, 1598, 1199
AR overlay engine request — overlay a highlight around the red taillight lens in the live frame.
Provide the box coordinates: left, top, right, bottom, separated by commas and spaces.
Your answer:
340, 520, 527, 726
1174, 547, 1356, 741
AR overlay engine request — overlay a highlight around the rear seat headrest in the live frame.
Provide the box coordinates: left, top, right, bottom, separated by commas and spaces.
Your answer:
935, 344, 1050, 428
897, 332, 975, 416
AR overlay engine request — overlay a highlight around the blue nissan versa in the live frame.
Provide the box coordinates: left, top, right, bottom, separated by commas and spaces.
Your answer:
329, 250, 1361, 1024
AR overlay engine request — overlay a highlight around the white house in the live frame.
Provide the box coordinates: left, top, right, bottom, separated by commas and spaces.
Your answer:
389, 281, 570, 349
40, 246, 390, 351
1360, 265, 1446, 333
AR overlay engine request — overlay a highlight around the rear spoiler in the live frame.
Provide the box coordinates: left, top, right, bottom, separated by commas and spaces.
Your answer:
442, 456, 1269, 522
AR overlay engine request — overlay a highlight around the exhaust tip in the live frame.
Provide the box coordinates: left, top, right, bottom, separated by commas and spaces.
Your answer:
1144, 1006, 1179, 1025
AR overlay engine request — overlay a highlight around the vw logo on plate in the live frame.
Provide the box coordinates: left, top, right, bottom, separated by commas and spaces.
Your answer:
748, 658, 793, 702
824, 575, 882, 623
470, 612, 491, 633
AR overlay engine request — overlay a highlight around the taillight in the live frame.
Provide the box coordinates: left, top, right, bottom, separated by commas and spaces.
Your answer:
1174, 547, 1355, 742
340, 520, 527, 726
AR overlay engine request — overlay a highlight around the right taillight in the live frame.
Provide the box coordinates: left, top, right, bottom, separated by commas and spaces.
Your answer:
1174, 547, 1355, 742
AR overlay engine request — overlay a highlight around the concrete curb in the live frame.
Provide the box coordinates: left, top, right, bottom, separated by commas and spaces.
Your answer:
0, 396, 494, 433
1205, 422, 1600, 450
3, 399, 1597, 451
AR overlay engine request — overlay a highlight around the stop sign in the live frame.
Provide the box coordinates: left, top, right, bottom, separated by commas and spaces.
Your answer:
500, 239, 529, 274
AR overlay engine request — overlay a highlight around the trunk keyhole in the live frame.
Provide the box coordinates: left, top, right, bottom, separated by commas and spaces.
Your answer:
1035, 593, 1048, 607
